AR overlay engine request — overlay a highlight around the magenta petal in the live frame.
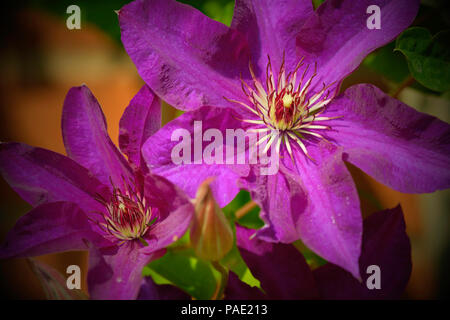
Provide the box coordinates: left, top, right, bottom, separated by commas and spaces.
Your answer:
325, 84, 450, 193
119, 85, 161, 170
118, 0, 251, 111
141, 173, 194, 252
0, 142, 109, 214
224, 272, 266, 300
231, 0, 313, 75
296, 0, 419, 92
137, 277, 190, 300
313, 206, 412, 299
142, 106, 250, 207
0, 202, 109, 259
62, 85, 133, 188
235, 226, 318, 300
88, 242, 165, 300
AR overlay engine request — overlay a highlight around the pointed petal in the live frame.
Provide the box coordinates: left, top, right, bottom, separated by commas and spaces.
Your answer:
119, 85, 161, 169
0, 142, 109, 214
235, 225, 318, 299
62, 85, 133, 188
313, 206, 412, 299
325, 84, 450, 193
296, 0, 419, 92
0, 202, 109, 259
232, 0, 313, 74
119, 0, 250, 111
142, 106, 251, 207
88, 243, 165, 300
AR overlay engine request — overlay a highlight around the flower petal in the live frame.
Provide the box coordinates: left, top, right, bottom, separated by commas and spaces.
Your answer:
325, 84, 450, 193
235, 225, 318, 299
244, 142, 362, 280
119, 0, 251, 111
137, 277, 190, 300
0, 142, 109, 214
119, 85, 161, 170
313, 206, 412, 299
231, 0, 313, 74
87, 242, 165, 300
224, 272, 266, 300
141, 173, 194, 252
0, 202, 109, 259
142, 106, 250, 207
296, 0, 419, 92
62, 85, 133, 188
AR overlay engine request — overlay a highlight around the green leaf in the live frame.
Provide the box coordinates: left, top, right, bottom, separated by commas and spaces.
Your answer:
395, 27, 450, 92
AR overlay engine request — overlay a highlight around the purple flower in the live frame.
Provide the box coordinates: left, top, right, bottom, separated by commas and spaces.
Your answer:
0, 85, 194, 299
226, 206, 412, 300
119, 0, 450, 279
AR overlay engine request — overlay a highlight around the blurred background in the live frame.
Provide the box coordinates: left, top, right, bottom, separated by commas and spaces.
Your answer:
0, 0, 449, 299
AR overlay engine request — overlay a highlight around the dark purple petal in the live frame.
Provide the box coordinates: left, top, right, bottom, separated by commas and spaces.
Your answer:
141, 173, 194, 252
324, 84, 450, 193
118, 0, 251, 111
0, 142, 109, 214
88, 242, 165, 300
0, 202, 110, 259
296, 0, 419, 92
142, 106, 250, 207
62, 85, 133, 188
313, 206, 412, 299
235, 225, 318, 300
244, 142, 362, 280
119, 85, 161, 170
137, 277, 190, 300
231, 0, 313, 76
224, 271, 266, 300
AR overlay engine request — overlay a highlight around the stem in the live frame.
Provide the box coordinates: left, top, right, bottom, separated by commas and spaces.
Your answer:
210, 261, 228, 300
392, 76, 415, 99
235, 201, 258, 220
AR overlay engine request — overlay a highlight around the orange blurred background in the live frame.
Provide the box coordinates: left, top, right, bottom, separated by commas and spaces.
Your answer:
0, 5, 449, 299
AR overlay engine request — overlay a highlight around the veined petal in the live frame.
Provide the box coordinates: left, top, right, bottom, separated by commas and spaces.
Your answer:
296, 0, 419, 93
62, 85, 133, 188
119, 85, 161, 170
325, 84, 450, 193
119, 0, 251, 111
0, 142, 109, 214
313, 206, 412, 299
142, 106, 251, 208
231, 0, 313, 77
0, 202, 109, 259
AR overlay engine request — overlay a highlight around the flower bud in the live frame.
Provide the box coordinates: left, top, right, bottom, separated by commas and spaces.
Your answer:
190, 179, 233, 261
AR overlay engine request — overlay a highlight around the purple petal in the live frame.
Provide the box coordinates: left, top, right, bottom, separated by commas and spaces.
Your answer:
118, 0, 251, 111
313, 206, 412, 299
137, 277, 190, 300
324, 84, 450, 193
0, 202, 109, 259
62, 85, 133, 188
88, 242, 165, 300
141, 173, 194, 252
234, 226, 318, 299
231, 0, 313, 75
119, 85, 161, 170
0, 142, 109, 214
224, 272, 266, 300
142, 106, 250, 207
296, 0, 419, 92
244, 142, 362, 279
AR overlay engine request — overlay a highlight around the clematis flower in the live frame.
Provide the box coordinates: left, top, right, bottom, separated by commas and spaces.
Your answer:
119, 0, 450, 279
0, 85, 194, 299
225, 206, 412, 300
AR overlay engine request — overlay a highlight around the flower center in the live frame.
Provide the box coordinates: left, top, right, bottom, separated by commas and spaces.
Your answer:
227, 54, 339, 161
94, 180, 156, 244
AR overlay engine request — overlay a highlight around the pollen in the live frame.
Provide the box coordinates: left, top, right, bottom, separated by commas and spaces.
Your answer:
282, 94, 294, 108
